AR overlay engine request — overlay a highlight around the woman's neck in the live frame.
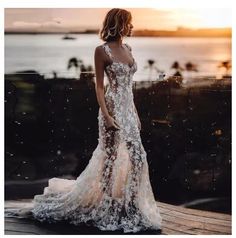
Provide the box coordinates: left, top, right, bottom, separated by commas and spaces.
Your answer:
108, 38, 123, 48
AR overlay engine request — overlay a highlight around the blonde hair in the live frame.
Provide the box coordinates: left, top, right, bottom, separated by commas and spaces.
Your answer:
99, 8, 132, 42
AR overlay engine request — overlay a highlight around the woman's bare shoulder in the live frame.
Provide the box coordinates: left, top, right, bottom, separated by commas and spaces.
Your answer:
94, 44, 106, 56
94, 44, 108, 63
95, 43, 106, 52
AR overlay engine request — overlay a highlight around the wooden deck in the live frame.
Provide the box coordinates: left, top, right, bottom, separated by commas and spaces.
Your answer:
5, 200, 231, 235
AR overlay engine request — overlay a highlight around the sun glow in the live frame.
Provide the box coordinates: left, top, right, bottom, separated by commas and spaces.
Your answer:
194, 9, 231, 28
152, 8, 231, 29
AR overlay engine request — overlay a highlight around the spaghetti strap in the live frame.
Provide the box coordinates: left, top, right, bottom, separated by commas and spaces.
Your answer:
124, 43, 132, 52
103, 43, 131, 59
102, 42, 135, 68
102, 43, 113, 60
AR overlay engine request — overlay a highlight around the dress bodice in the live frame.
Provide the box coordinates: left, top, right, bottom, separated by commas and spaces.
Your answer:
102, 42, 137, 92
99, 42, 140, 143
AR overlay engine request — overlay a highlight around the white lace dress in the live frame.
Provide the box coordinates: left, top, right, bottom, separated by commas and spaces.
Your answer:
5, 42, 162, 233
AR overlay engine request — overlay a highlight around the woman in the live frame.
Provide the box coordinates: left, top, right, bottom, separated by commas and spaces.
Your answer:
5, 8, 162, 233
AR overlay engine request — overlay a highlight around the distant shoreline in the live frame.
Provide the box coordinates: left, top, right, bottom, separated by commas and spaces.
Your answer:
4, 27, 232, 38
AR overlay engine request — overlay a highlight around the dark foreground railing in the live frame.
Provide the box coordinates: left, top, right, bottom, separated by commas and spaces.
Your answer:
5, 72, 231, 213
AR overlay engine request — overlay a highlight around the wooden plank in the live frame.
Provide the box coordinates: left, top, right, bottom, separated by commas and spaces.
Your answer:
203, 222, 231, 235
161, 220, 228, 235
161, 227, 187, 235
160, 206, 231, 234
159, 207, 231, 227
162, 222, 224, 235
4, 200, 232, 235
186, 228, 226, 235
5, 230, 38, 235
162, 213, 230, 234
157, 201, 231, 220
5, 217, 35, 225
5, 220, 57, 235
5, 216, 231, 235
161, 213, 231, 234
162, 222, 197, 235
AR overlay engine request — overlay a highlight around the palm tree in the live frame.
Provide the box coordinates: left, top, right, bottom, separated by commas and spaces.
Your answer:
144, 59, 163, 80
67, 57, 83, 79
52, 71, 57, 79
171, 61, 184, 76
184, 61, 198, 80
218, 60, 232, 78
79, 64, 95, 86
185, 61, 198, 72
170, 61, 184, 84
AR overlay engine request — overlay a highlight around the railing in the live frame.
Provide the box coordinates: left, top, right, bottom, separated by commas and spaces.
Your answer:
5, 72, 231, 211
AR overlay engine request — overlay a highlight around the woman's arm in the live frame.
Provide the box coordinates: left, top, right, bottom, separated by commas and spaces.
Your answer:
94, 45, 120, 130
94, 46, 110, 119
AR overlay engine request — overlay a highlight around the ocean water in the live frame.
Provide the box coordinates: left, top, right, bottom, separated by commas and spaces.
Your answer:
5, 34, 231, 81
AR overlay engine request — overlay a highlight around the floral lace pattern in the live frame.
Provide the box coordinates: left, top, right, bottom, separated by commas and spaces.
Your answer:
4, 42, 162, 233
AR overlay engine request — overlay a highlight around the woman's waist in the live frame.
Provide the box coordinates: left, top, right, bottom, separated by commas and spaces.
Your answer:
105, 87, 133, 98
105, 93, 134, 105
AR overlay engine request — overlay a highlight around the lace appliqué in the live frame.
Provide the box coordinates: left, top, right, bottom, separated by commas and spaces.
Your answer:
4, 42, 162, 234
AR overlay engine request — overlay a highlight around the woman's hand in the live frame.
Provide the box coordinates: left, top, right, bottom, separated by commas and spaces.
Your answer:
105, 115, 121, 131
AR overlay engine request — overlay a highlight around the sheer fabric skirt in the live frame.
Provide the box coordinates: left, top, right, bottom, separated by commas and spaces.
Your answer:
5, 109, 162, 233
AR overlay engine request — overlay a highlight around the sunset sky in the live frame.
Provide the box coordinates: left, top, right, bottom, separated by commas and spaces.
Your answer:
5, 8, 232, 32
